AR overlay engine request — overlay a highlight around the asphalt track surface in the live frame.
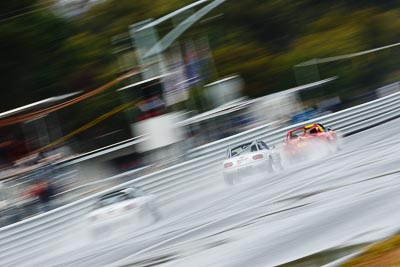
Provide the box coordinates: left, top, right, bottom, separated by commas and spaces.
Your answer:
21, 118, 400, 267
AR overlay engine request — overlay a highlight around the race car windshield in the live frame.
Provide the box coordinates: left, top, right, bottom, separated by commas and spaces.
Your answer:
307, 127, 319, 134
290, 129, 305, 139
122, 187, 145, 198
95, 192, 129, 208
230, 143, 252, 157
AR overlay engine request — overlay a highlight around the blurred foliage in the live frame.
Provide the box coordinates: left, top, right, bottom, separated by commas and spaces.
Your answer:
1, 0, 400, 150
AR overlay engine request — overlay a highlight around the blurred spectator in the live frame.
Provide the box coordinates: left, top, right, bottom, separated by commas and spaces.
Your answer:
37, 180, 56, 212
24, 179, 56, 213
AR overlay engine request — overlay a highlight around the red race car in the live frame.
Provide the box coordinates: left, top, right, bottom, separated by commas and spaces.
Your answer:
283, 123, 339, 162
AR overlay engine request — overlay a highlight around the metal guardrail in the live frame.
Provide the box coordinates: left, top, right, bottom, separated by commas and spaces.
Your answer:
0, 91, 399, 266
188, 90, 400, 158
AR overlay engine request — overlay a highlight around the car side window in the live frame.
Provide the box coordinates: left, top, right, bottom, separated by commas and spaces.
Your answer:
119, 193, 130, 201
251, 144, 258, 152
258, 141, 269, 150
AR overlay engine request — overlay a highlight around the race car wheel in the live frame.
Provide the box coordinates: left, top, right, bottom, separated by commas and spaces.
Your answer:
267, 157, 274, 173
275, 156, 284, 171
327, 141, 338, 153
144, 203, 161, 221
150, 207, 162, 222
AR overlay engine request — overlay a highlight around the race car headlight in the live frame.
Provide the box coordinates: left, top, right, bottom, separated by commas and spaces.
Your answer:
224, 162, 233, 168
252, 154, 263, 160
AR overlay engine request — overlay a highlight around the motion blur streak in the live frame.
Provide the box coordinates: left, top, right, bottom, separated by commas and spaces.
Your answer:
23, 118, 400, 267
0, 68, 140, 127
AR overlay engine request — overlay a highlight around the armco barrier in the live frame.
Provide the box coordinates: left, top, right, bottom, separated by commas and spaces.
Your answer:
0, 91, 399, 266
188, 91, 400, 159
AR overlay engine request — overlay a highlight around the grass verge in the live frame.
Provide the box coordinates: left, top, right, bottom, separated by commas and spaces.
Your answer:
342, 233, 400, 267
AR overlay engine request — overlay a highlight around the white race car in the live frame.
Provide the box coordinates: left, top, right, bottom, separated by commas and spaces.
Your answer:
222, 140, 282, 185
87, 187, 160, 237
